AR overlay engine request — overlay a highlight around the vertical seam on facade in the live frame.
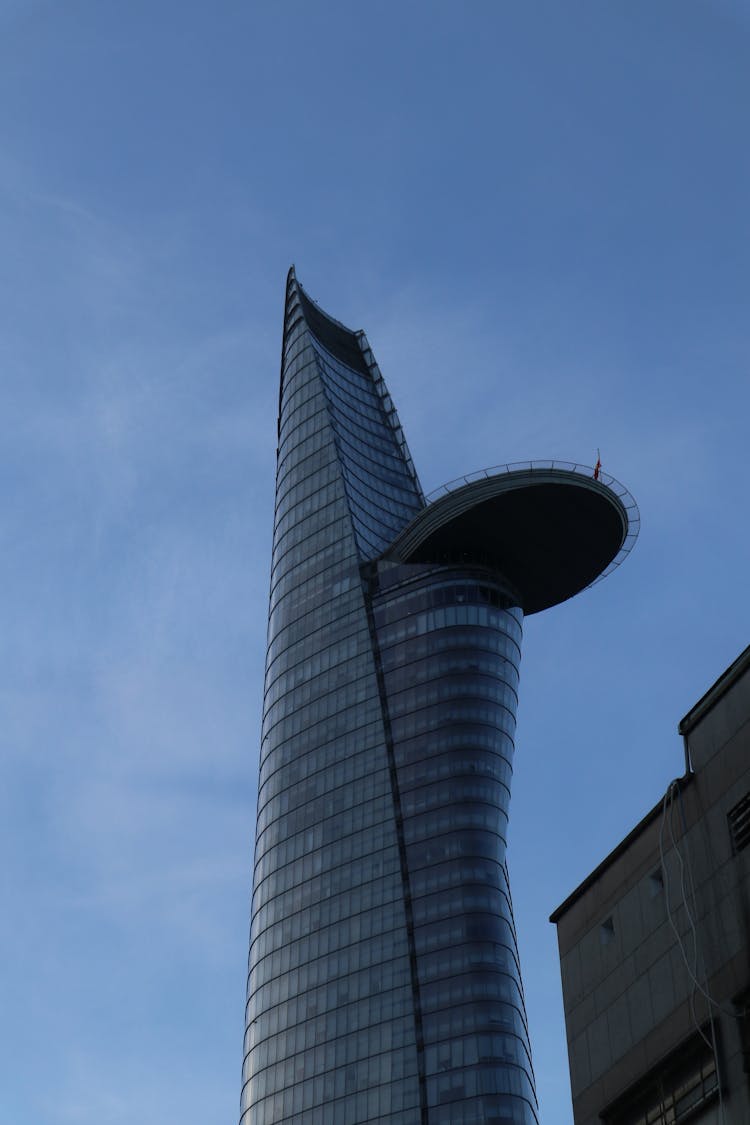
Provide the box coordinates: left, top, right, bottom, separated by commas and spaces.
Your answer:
361, 563, 430, 1125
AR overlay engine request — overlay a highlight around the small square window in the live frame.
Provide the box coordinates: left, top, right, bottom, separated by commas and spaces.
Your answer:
600, 916, 615, 946
648, 868, 665, 898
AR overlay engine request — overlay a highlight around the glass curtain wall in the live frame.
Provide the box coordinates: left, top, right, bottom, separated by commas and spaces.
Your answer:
241, 270, 538, 1124
371, 562, 538, 1125
241, 275, 423, 1125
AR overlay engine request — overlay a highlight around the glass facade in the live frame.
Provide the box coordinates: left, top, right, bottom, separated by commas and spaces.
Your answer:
372, 563, 536, 1124
241, 270, 541, 1124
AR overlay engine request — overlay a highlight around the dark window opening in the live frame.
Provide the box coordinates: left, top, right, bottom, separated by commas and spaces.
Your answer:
728, 791, 750, 855
601, 1026, 719, 1125
648, 868, 664, 898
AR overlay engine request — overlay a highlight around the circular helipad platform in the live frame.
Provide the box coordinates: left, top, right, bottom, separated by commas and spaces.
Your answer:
387, 463, 638, 615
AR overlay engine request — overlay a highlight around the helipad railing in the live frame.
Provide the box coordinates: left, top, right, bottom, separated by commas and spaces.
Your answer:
424, 459, 640, 588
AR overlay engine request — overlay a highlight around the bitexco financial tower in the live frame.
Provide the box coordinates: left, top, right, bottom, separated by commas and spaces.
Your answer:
240, 269, 637, 1125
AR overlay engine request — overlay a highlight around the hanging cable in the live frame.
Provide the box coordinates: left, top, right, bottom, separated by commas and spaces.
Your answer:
659, 779, 728, 1124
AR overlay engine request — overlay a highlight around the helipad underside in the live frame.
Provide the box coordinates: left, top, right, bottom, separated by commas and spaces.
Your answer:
386, 468, 629, 614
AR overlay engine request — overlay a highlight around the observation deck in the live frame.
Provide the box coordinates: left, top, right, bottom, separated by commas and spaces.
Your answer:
386, 460, 639, 615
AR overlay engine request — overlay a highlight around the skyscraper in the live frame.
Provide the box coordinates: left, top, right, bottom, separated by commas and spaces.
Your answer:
240, 269, 638, 1125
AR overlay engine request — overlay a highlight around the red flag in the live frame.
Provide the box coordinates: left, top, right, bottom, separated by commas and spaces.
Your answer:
594, 450, 601, 481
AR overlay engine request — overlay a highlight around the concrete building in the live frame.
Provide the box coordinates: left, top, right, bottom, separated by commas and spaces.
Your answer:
551, 646, 750, 1124
239, 268, 638, 1124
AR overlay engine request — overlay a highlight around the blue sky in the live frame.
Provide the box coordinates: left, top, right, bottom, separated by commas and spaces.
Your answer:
1, 3, 748, 1122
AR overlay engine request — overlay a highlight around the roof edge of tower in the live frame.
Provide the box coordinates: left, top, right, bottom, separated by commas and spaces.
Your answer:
290, 270, 369, 375
291, 267, 362, 337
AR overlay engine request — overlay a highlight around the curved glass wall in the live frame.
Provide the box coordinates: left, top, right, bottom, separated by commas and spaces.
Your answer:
372, 563, 538, 1125
241, 270, 539, 1124
242, 275, 423, 1125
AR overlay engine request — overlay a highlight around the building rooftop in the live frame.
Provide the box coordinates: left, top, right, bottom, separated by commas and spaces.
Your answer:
550, 642, 750, 923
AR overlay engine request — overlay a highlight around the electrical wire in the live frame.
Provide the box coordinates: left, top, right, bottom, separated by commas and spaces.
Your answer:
658, 783, 713, 1046
658, 779, 726, 1123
